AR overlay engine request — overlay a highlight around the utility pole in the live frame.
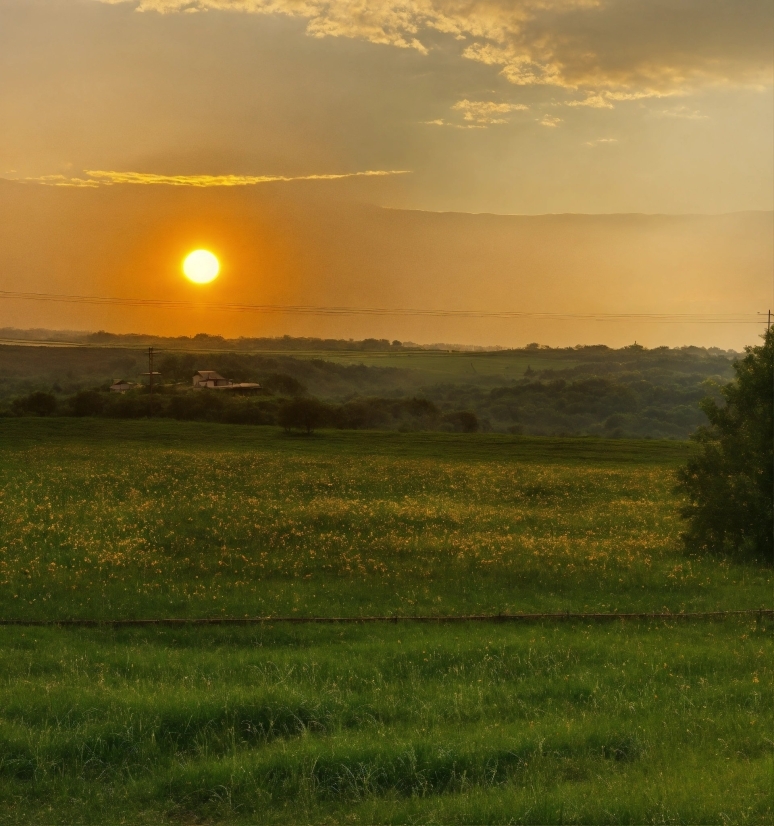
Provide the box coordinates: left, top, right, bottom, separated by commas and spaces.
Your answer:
142, 347, 161, 416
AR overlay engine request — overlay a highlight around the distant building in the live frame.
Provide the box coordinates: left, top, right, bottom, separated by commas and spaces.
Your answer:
192, 371, 261, 394
227, 383, 262, 395
192, 370, 232, 389
109, 380, 134, 394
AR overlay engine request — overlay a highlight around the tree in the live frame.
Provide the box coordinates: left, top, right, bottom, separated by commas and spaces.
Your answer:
278, 398, 329, 434
676, 328, 773, 561
442, 410, 479, 433
262, 373, 306, 397
11, 391, 57, 417
69, 390, 106, 417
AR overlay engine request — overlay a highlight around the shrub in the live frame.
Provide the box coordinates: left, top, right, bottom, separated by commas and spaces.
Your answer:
11, 392, 57, 417
104, 393, 150, 419
69, 390, 106, 417
442, 410, 479, 433
261, 373, 306, 397
278, 398, 330, 434
676, 328, 773, 561
332, 399, 390, 430
168, 392, 225, 422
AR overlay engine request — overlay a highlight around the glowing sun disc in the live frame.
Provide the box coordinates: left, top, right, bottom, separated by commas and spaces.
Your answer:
183, 250, 220, 284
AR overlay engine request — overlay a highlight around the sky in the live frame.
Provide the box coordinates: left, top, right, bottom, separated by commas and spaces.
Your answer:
0, 0, 772, 347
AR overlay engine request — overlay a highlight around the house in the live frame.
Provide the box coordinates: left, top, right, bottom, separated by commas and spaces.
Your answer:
192, 371, 262, 394
109, 380, 134, 394
192, 370, 233, 389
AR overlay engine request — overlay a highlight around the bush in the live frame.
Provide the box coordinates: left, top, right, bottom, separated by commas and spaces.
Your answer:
69, 390, 107, 417
261, 373, 306, 397
104, 393, 151, 419
168, 392, 225, 422
332, 399, 390, 430
278, 398, 330, 433
442, 410, 479, 433
11, 392, 57, 417
676, 328, 773, 561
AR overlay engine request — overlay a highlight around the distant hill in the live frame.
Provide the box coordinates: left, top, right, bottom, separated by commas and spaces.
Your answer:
0, 337, 740, 438
0, 327, 500, 353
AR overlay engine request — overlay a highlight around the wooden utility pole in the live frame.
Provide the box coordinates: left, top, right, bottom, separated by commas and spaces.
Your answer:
142, 347, 161, 415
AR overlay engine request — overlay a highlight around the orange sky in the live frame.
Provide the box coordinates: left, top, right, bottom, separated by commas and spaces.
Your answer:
0, 1, 771, 347
0, 180, 770, 349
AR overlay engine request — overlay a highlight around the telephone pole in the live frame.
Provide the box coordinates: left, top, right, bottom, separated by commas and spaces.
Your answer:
143, 347, 161, 415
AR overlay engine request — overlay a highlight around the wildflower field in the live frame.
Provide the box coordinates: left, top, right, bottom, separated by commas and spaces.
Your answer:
0, 419, 771, 823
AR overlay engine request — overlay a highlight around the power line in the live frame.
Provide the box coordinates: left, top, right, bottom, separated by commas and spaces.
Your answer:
0, 289, 765, 324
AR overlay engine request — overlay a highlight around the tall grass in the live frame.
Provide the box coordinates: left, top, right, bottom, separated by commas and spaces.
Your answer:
0, 621, 771, 823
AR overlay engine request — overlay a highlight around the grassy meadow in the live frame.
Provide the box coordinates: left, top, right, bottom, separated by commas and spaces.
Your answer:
0, 419, 771, 823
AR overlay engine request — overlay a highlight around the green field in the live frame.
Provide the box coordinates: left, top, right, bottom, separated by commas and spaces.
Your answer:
0, 420, 771, 823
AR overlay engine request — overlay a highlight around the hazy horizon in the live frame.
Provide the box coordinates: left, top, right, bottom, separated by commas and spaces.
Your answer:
1, 0, 772, 351
0, 179, 770, 350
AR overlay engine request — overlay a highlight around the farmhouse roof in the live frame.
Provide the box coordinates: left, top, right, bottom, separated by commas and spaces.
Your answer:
219, 382, 262, 391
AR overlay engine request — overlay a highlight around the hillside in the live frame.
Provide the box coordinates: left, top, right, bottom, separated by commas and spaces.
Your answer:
0, 337, 740, 438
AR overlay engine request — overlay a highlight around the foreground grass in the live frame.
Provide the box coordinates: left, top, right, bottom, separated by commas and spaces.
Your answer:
0, 419, 771, 823
0, 620, 771, 824
0, 419, 767, 619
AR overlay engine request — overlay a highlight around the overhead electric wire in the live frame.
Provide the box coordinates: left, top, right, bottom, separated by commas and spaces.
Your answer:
0, 288, 764, 324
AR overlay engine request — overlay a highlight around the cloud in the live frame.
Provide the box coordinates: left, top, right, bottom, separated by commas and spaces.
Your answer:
98, 1, 773, 98
539, 115, 562, 127
566, 94, 614, 109
451, 99, 529, 125
421, 120, 487, 129
657, 105, 709, 120
564, 89, 680, 109
23, 174, 102, 188
422, 120, 489, 130
585, 137, 618, 147
605, 90, 679, 102
20, 169, 410, 187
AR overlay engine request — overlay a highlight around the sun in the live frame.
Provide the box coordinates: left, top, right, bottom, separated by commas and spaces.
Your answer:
182, 249, 220, 284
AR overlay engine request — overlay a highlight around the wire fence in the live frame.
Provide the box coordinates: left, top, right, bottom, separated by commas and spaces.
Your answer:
1, 609, 771, 628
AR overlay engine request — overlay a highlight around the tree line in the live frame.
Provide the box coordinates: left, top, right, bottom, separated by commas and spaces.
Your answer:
3, 388, 479, 433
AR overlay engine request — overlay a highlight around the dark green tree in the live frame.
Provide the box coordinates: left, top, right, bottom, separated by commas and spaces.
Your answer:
278, 398, 330, 434
11, 391, 57, 417
69, 390, 107, 417
677, 328, 773, 561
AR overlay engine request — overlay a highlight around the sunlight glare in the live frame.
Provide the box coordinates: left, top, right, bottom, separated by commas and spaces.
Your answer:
183, 249, 220, 284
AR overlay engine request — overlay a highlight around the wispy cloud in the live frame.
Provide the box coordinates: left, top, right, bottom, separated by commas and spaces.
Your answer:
422, 120, 487, 130
538, 115, 562, 127
98, 1, 774, 100
585, 137, 618, 147
566, 94, 614, 109
605, 90, 679, 102
658, 105, 709, 120
565, 89, 681, 109
20, 169, 410, 187
451, 99, 529, 125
